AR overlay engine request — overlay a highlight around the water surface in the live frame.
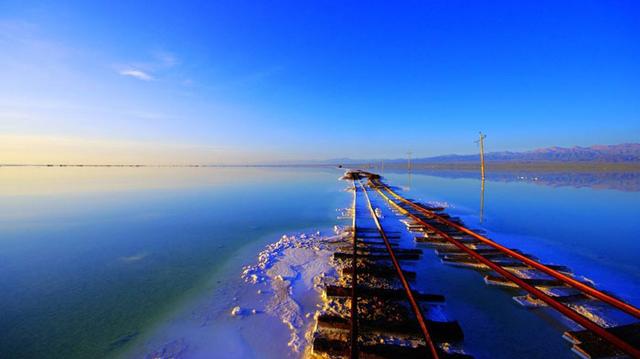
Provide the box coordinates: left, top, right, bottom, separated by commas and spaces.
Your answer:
382, 170, 640, 358
1, 167, 638, 358
0, 167, 347, 359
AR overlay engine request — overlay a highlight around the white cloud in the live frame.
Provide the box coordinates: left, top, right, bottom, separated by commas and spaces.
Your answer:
114, 50, 178, 82
119, 69, 154, 81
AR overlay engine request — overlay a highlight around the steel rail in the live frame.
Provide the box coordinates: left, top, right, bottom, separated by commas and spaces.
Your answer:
374, 178, 640, 321
358, 180, 441, 359
371, 179, 640, 358
350, 180, 359, 359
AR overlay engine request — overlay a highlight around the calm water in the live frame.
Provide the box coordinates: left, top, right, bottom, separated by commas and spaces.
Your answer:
382, 170, 640, 358
0, 167, 347, 359
0, 167, 638, 358
385, 170, 640, 305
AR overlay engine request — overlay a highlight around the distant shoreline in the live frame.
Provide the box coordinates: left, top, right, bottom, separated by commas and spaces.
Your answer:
3, 162, 639, 172
0, 161, 640, 172
353, 161, 640, 172
0, 164, 330, 168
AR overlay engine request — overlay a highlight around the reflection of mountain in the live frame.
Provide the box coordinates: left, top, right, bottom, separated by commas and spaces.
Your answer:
383, 169, 640, 192
415, 143, 640, 163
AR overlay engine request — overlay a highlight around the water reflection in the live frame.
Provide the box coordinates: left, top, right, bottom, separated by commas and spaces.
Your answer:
480, 177, 485, 222
383, 168, 640, 192
0, 166, 346, 359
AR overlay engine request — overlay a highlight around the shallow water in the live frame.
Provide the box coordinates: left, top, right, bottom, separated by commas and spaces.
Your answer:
383, 170, 640, 305
0, 167, 348, 359
382, 170, 640, 358
0, 167, 638, 358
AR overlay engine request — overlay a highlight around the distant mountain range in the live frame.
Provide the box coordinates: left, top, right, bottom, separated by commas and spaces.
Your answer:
290, 143, 640, 165
411, 143, 640, 164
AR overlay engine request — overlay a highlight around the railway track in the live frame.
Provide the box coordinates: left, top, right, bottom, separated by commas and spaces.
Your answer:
364, 173, 640, 359
311, 171, 470, 358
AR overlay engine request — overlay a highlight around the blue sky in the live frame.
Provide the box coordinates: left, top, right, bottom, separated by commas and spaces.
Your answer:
0, 1, 638, 164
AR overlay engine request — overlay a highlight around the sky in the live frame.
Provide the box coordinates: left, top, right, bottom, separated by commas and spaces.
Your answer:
0, 1, 639, 164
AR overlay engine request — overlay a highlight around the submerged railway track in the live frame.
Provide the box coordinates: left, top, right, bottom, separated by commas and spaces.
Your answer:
312, 171, 470, 358
368, 171, 640, 359
310, 170, 640, 359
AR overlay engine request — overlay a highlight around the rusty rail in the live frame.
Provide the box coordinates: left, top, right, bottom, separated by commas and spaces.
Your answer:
358, 180, 441, 359
375, 178, 640, 320
370, 178, 640, 358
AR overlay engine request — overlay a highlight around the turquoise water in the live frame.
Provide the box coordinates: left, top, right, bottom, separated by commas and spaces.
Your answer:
0, 167, 347, 359
0, 167, 638, 358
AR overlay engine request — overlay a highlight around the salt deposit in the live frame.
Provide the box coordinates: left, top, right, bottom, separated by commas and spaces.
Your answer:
239, 228, 346, 354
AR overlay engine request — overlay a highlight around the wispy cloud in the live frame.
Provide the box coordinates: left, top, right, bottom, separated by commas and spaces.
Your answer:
119, 68, 154, 81
114, 50, 179, 82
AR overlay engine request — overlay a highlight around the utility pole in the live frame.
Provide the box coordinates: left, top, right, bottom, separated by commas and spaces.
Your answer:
406, 151, 412, 171
476, 132, 487, 180
475, 132, 487, 222
381, 159, 384, 174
